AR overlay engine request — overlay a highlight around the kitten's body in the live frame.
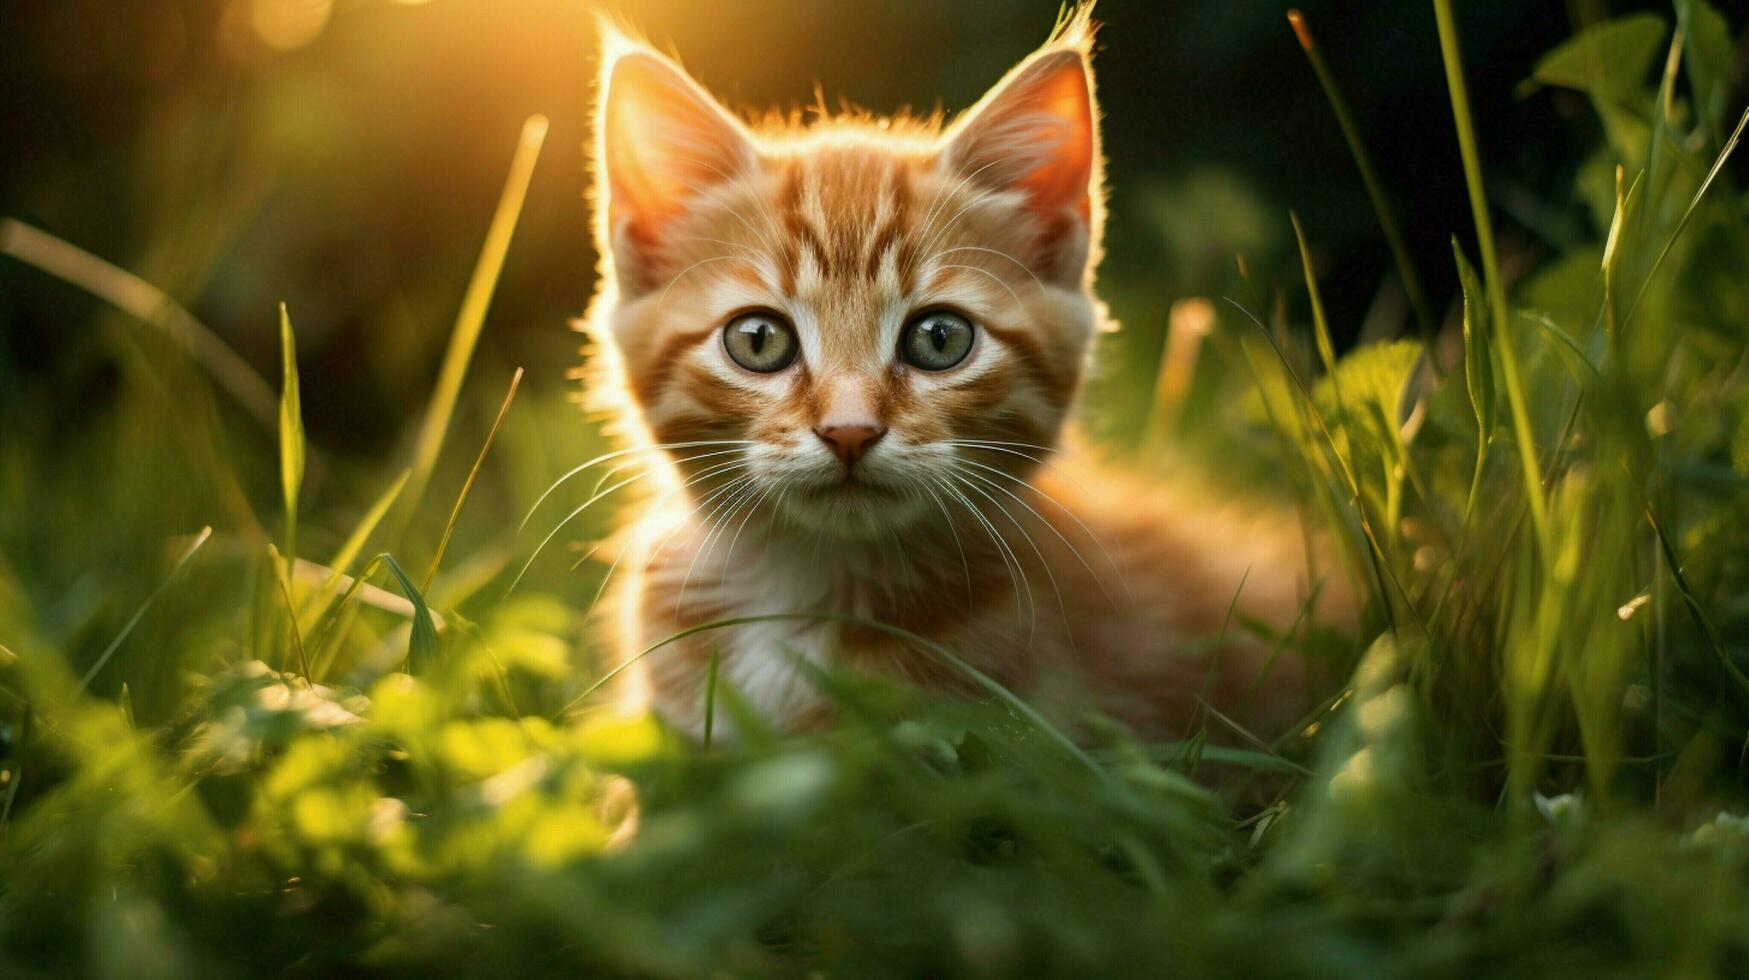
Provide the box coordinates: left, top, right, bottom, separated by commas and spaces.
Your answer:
620, 459, 1329, 741
583, 10, 1351, 742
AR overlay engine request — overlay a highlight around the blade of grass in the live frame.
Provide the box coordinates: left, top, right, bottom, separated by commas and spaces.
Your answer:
703, 647, 721, 751
400, 116, 548, 523
380, 554, 441, 674
1623, 105, 1749, 329
1192, 564, 1251, 730
1193, 696, 1315, 778
1288, 10, 1437, 347
424, 367, 523, 592
1291, 213, 1349, 424
267, 544, 311, 682
560, 611, 1108, 783
301, 468, 411, 627
1454, 240, 1496, 522
1599, 165, 1643, 343
0, 218, 278, 430
1225, 297, 1413, 631
1646, 506, 1749, 698
278, 303, 304, 574
76, 527, 213, 695
305, 552, 458, 680
1095, 741, 1308, 776
1433, 0, 1549, 554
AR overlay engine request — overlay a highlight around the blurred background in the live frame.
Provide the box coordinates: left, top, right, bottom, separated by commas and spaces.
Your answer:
2, 0, 1707, 454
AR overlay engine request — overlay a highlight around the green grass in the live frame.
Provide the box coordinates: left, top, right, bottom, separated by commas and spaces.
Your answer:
6, 6, 1749, 976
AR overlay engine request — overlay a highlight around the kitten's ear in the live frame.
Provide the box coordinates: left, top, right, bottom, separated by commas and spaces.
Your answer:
596, 37, 755, 291
939, 38, 1100, 282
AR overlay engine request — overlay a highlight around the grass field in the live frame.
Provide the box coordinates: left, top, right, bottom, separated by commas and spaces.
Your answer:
5, 3, 1749, 976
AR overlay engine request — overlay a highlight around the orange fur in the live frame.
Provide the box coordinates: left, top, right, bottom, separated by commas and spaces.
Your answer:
578, 7, 1352, 741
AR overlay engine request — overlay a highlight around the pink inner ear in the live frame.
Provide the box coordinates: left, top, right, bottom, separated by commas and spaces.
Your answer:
1017, 60, 1095, 219
946, 50, 1096, 220
602, 52, 751, 250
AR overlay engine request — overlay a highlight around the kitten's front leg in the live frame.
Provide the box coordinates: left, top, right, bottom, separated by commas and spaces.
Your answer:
625, 539, 840, 739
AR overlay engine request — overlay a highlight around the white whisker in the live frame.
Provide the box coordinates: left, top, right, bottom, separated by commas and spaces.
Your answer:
524, 439, 755, 530
931, 475, 1035, 643
948, 472, 1061, 647
950, 457, 1131, 605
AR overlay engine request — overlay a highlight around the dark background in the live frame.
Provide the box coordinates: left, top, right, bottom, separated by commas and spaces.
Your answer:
0, 0, 1729, 454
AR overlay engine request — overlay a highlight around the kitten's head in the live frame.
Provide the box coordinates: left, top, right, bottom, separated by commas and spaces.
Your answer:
585, 9, 1105, 538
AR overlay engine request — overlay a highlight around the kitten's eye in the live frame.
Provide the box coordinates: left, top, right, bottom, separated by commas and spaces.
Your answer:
722, 312, 799, 373
900, 311, 975, 371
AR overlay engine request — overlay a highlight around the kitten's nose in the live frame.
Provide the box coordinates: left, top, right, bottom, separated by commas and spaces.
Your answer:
814, 424, 885, 468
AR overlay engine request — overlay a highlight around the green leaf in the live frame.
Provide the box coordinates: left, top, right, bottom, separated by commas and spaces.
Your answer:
1523, 13, 1667, 99
380, 554, 440, 673
1676, 0, 1733, 135
1312, 340, 1424, 448
1452, 240, 1496, 442
278, 302, 305, 562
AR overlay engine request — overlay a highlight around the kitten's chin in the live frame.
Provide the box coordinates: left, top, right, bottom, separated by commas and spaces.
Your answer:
774, 480, 930, 540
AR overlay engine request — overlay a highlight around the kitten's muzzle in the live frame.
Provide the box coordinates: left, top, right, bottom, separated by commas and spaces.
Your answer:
814, 424, 885, 469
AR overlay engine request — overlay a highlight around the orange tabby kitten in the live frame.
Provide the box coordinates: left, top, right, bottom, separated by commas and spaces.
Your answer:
580, 9, 1351, 742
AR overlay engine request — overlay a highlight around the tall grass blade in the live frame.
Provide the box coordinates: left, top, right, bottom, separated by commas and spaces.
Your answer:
0, 218, 279, 429
76, 527, 213, 695
1432, 0, 1549, 552
1290, 213, 1346, 416
1454, 240, 1495, 519
278, 303, 305, 571
401, 116, 548, 519
1288, 10, 1437, 346
424, 367, 523, 592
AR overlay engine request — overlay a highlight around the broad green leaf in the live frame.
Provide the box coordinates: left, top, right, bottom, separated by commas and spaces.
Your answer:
1523, 13, 1666, 99
1312, 341, 1423, 444
1676, 0, 1733, 135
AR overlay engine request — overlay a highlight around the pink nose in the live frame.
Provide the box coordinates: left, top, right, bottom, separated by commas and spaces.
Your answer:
814, 424, 885, 467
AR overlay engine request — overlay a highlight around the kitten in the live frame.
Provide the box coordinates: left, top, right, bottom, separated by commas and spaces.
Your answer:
579, 8, 1352, 743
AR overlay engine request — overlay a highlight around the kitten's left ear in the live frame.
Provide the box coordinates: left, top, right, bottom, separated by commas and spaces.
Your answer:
595, 34, 757, 293
940, 32, 1101, 283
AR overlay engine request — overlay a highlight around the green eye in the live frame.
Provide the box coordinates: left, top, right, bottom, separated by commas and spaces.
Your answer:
723, 312, 799, 373
900, 311, 975, 371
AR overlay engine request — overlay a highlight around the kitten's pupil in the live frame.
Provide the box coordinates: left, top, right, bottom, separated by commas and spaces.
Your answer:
749, 324, 767, 354
929, 322, 949, 352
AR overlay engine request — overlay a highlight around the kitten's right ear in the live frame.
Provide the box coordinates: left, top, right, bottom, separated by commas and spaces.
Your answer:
595, 35, 755, 291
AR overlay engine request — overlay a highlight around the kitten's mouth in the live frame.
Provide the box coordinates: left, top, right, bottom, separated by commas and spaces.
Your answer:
801, 475, 897, 498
